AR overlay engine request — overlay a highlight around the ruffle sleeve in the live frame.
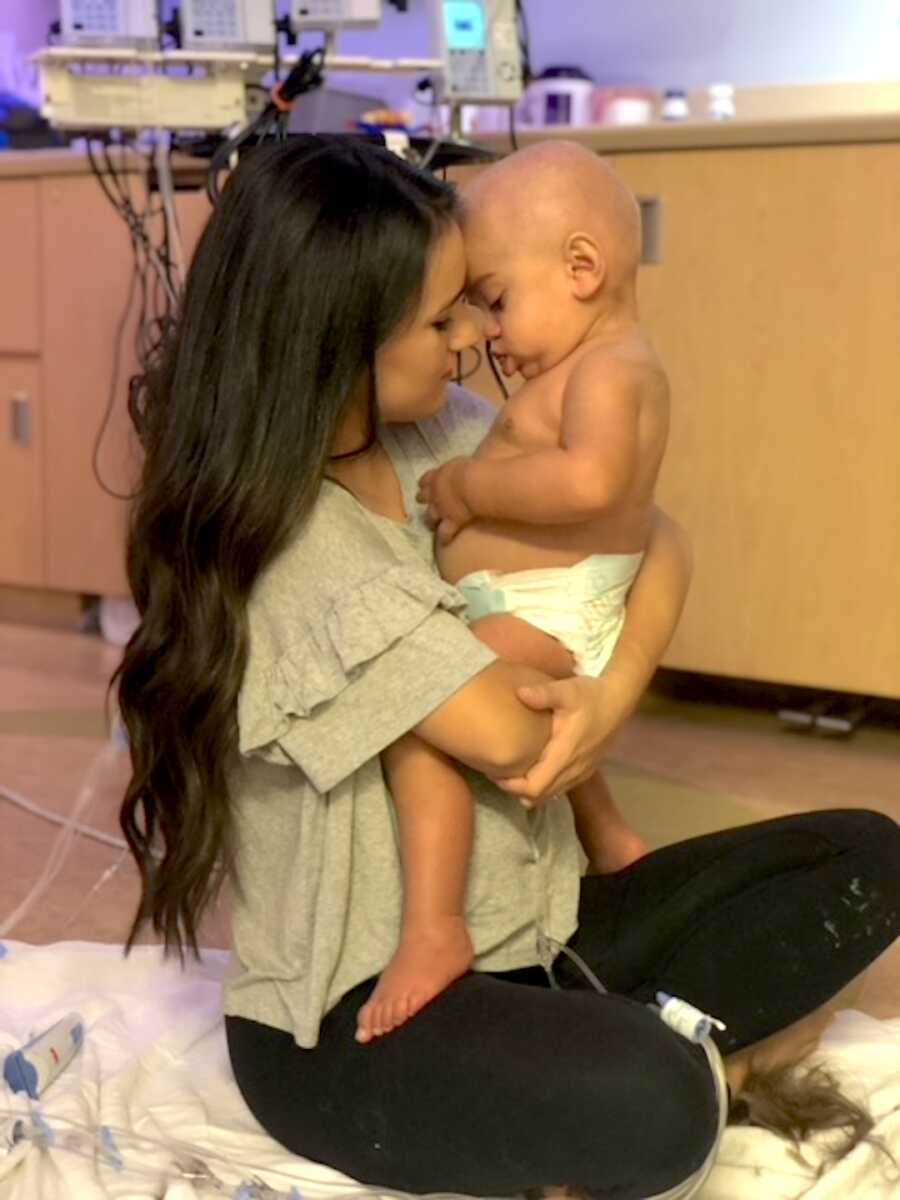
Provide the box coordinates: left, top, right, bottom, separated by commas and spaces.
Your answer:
238, 563, 496, 794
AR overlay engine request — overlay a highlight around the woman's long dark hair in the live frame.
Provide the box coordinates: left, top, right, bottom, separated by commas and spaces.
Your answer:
115, 136, 458, 958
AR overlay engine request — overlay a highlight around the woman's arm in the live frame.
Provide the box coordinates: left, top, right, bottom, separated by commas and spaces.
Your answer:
491, 507, 692, 799
602, 505, 693, 703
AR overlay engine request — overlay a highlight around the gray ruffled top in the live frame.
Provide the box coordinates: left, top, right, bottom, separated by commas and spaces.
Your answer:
225, 386, 581, 1048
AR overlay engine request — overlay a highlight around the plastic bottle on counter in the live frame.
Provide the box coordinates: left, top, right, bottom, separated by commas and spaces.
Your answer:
660, 88, 690, 121
707, 83, 736, 120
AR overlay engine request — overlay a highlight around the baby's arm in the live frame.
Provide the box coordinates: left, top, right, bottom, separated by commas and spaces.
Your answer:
419, 354, 644, 533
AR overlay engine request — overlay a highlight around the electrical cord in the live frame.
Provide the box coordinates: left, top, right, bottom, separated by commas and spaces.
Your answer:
516, 0, 532, 88
511, 0, 531, 152
454, 344, 483, 384
508, 104, 518, 151
87, 141, 178, 309
90, 255, 140, 502
485, 340, 509, 400
86, 138, 177, 500
206, 48, 326, 206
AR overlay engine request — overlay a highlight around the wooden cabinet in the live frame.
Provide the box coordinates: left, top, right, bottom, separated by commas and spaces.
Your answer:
0, 358, 44, 586
0, 153, 212, 597
454, 142, 900, 698
0, 180, 42, 355
608, 144, 900, 698
38, 173, 143, 595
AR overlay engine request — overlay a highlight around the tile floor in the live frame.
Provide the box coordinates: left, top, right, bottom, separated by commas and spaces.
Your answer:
1, 620, 897, 1013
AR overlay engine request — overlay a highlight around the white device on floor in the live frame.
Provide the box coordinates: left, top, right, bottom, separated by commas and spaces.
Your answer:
289, 0, 382, 31
2, 1013, 85, 1101
179, 0, 277, 50
60, 0, 159, 47
434, 0, 522, 104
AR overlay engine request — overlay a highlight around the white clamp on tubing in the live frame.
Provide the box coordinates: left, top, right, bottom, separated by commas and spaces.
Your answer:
656, 992, 727, 1043
3, 1013, 84, 1100
641, 993, 730, 1200
531, 936, 730, 1200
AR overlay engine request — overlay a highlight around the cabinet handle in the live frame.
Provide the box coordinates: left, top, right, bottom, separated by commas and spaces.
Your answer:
637, 195, 663, 264
10, 393, 31, 447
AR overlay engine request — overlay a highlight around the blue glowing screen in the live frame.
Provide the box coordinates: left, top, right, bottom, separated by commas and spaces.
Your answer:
444, 2, 485, 51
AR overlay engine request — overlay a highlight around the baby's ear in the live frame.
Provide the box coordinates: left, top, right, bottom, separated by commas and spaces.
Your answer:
564, 232, 605, 299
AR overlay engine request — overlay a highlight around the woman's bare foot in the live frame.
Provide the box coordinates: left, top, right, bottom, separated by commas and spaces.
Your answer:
356, 916, 473, 1044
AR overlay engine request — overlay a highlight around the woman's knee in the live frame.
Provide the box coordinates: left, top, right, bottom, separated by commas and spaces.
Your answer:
571, 1007, 721, 1197
814, 808, 899, 851
822, 809, 900, 887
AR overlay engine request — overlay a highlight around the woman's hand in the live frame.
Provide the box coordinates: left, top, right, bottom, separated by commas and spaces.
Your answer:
489, 509, 693, 803
489, 668, 637, 801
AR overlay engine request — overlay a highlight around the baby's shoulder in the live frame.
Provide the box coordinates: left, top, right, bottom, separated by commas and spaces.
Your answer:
567, 335, 667, 405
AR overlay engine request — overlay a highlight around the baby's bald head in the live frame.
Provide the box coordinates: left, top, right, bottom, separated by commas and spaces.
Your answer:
460, 143, 642, 377
462, 141, 641, 291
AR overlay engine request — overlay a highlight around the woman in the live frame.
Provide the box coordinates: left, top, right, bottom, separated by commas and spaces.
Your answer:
117, 136, 900, 1200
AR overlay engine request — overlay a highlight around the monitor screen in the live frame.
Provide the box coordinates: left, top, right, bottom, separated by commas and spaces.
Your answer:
443, 1, 485, 51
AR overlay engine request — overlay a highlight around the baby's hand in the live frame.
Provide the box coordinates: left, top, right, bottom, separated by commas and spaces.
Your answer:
417, 458, 475, 543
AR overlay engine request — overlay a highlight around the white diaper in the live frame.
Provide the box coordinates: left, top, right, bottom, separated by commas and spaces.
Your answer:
456, 552, 644, 677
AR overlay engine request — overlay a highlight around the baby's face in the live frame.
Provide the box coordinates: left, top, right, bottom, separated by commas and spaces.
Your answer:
464, 224, 580, 380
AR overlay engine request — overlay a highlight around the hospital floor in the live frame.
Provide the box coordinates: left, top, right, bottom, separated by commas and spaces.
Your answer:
1, 620, 898, 1015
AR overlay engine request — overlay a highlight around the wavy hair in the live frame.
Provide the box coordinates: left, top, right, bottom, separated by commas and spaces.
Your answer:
115, 136, 458, 957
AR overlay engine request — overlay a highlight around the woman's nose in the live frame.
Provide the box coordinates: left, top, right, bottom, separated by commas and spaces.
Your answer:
449, 304, 482, 353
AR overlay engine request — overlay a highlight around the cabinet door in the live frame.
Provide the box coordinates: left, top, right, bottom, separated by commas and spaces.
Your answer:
611, 145, 900, 697
39, 175, 212, 596
0, 180, 42, 354
0, 358, 44, 586
39, 174, 138, 595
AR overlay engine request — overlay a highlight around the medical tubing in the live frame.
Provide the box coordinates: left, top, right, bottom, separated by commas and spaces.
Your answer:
0, 737, 128, 939
0, 1105, 509, 1200
0, 783, 127, 850
537, 932, 729, 1200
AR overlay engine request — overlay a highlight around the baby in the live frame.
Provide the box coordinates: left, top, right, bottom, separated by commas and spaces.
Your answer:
356, 141, 670, 1044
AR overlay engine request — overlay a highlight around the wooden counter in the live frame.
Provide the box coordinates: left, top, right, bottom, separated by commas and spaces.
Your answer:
0, 147, 207, 179
478, 111, 900, 156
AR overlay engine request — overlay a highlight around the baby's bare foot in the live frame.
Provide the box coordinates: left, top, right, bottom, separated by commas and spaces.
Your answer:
586, 823, 647, 875
356, 917, 473, 1044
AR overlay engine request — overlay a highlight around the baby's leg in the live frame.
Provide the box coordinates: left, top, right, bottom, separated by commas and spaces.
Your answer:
569, 773, 647, 875
470, 614, 646, 873
470, 613, 574, 679
357, 734, 474, 1044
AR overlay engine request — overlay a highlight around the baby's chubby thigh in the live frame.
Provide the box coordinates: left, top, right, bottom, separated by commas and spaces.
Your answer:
470, 612, 574, 678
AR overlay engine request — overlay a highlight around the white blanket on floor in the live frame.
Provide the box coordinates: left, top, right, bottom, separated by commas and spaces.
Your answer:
0, 942, 897, 1200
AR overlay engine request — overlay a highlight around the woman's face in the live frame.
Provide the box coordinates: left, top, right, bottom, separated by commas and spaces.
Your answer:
375, 221, 481, 423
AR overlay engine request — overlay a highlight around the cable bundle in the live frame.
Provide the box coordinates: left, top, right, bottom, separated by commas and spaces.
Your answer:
206, 49, 327, 206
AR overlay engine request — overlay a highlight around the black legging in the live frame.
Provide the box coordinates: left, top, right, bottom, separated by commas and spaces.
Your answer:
227, 810, 900, 1199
